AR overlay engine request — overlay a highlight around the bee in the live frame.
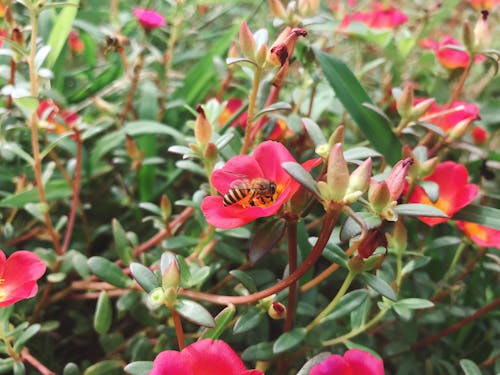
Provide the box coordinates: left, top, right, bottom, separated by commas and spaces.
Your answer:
223, 178, 277, 208
104, 34, 129, 54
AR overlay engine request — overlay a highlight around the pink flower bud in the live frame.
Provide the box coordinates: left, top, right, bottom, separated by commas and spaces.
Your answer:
239, 21, 257, 59
194, 105, 212, 146
326, 143, 349, 202
386, 157, 413, 200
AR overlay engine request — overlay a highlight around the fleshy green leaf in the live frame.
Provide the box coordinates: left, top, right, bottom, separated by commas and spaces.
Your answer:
87, 256, 132, 288
13, 324, 41, 352
340, 212, 382, 242
315, 48, 402, 164
0, 179, 72, 208
360, 273, 397, 301
302, 118, 327, 147
233, 309, 265, 334
459, 359, 482, 375
323, 290, 369, 322
129, 263, 159, 293
453, 204, 500, 229
112, 218, 133, 265
229, 270, 257, 293
241, 342, 274, 361
344, 147, 382, 161
394, 204, 447, 218
401, 257, 431, 276
94, 291, 112, 334
282, 162, 322, 201
273, 328, 307, 354
83, 360, 121, 375
394, 298, 434, 310
123, 362, 154, 375
175, 299, 215, 328
200, 305, 236, 340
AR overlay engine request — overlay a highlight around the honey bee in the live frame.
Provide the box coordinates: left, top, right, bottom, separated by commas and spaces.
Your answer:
104, 34, 129, 54
223, 178, 277, 208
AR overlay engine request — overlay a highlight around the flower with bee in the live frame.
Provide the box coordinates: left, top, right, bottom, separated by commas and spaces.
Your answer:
201, 141, 320, 229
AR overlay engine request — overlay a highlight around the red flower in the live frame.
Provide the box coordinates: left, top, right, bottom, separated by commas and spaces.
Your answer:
0, 250, 46, 307
37, 99, 79, 133
218, 98, 247, 128
420, 36, 485, 69
68, 30, 84, 53
310, 349, 384, 375
133, 8, 166, 30
0, 28, 6, 48
409, 161, 478, 226
469, 0, 500, 10
339, 2, 408, 30
149, 339, 263, 375
471, 126, 487, 144
456, 221, 500, 248
201, 141, 320, 229
417, 99, 479, 132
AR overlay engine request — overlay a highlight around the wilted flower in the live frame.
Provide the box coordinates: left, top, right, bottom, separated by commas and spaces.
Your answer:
149, 339, 264, 375
416, 99, 479, 132
339, 2, 408, 30
133, 8, 166, 30
420, 36, 484, 69
201, 141, 320, 229
456, 221, 500, 248
68, 29, 84, 53
0, 250, 46, 307
310, 348, 385, 375
37, 99, 79, 133
409, 161, 478, 226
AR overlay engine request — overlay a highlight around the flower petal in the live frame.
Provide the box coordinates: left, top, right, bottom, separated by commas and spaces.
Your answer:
310, 354, 352, 375
344, 349, 385, 375
456, 221, 500, 248
211, 155, 264, 195
253, 141, 297, 184
3, 251, 46, 289
149, 349, 194, 375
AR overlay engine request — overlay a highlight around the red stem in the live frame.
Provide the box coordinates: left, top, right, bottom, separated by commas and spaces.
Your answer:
21, 348, 56, 375
284, 218, 298, 331
179, 205, 342, 305
170, 308, 186, 350
61, 129, 82, 254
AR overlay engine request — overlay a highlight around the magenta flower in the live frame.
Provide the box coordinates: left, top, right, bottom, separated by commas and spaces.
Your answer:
0, 250, 46, 307
420, 36, 485, 69
339, 2, 408, 30
416, 99, 479, 132
201, 141, 320, 229
133, 8, 166, 30
311, 349, 385, 375
149, 339, 263, 375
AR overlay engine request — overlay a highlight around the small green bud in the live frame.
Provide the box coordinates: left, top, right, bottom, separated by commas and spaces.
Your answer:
149, 287, 166, 306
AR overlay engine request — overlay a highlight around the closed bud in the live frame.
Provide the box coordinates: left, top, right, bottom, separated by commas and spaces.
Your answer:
298, 0, 320, 16
268, 301, 287, 320
203, 142, 218, 161
346, 158, 372, 197
358, 228, 387, 259
385, 157, 413, 200
162, 258, 180, 291
474, 10, 491, 51
368, 180, 392, 213
448, 118, 474, 141
396, 82, 414, 119
11, 26, 24, 46
462, 21, 474, 53
149, 287, 166, 306
412, 98, 435, 119
194, 104, 212, 146
255, 43, 269, 67
125, 134, 144, 161
160, 194, 172, 221
419, 157, 438, 178
268, 0, 287, 18
328, 125, 345, 147
4, 6, 14, 25
239, 21, 256, 59
163, 286, 178, 308
326, 143, 349, 202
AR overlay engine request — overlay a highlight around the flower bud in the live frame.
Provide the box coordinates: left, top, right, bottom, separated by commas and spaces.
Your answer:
194, 104, 212, 147
149, 287, 166, 306
472, 126, 487, 145
163, 286, 178, 308
162, 258, 180, 291
125, 134, 144, 161
160, 194, 172, 221
203, 142, 219, 161
462, 21, 475, 53
328, 125, 345, 147
387, 220, 407, 255
448, 118, 474, 141
358, 228, 387, 259
239, 21, 256, 59
346, 158, 372, 197
474, 10, 491, 51
326, 143, 349, 202
268, 301, 287, 320
11, 26, 24, 46
268, 0, 287, 18
386, 157, 413, 200
255, 43, 269, 67
419, 157, 438, 179
368, 180, 392, 213
412, 98, 435, 119
4, 6, 14, 25
298, 0, 320, 16
396, 82, 414, 119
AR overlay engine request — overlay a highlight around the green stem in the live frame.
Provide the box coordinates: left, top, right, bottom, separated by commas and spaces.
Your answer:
442, 241, 467, 282
322, 308, 389, 346
240, 68, 263, 155
306, 270, 356, 331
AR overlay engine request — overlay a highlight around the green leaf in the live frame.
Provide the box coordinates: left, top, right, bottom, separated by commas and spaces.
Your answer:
229, 270, 257, 294
129, 263, 159, 293
344, 147, 382, 161
87, 256, 132, 288
233, 309, 265, 334
112, 219, 133, 266
13, 324, 41, 352
453, 204, 500, 229
1, 142, 34, 164
282, 162, 322, 201
241, 342, 274, 361
13, 96, 39, 116
35, 45, 51, 71
123, 362, 154, 375
46, 0, 80, 69
459, 359, 482, 375
297, 352, 331, 375
394, 298, 434, 310
401, 257, 431, 276
323, 290, 369, 322
394, 204, 447, 218
83, 360, 121, 375
253, 101, 292, 120
94, 291, 112, 334
13, 361, 25, 375
62, 362, 80, 375
273, 328, 307, 354
302, 118, 327, 147
322, 242, 348, 268
315, 48, 402, 164
175, 299, 215, 328
360, 273, 397, 301
0, 179, 72, 208
249, 219, 286, 265
340, 212, 382, 242
200, 305, 236, 340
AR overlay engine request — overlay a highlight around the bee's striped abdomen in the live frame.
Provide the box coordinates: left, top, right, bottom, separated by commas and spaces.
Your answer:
223, 185, 250, 206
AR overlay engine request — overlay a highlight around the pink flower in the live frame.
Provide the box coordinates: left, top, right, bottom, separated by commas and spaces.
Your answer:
339, 2, 408, 30
68, 30, 84, 53
456, 221, 500, 248
416, 99, 479, 132
409, 161, 478, 226
218, 98, 248, 128
420, 36, 485, 69
0, 250, 46, 307
311, 349, 385, 375
201, 141, 321, 229
37, 99, 79, 133
471, 126, 487, 144
149, 339, 263, 375
133, 8, 166, 30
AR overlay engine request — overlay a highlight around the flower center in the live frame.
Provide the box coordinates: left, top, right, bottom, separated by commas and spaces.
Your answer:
462, 222, 488, 241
